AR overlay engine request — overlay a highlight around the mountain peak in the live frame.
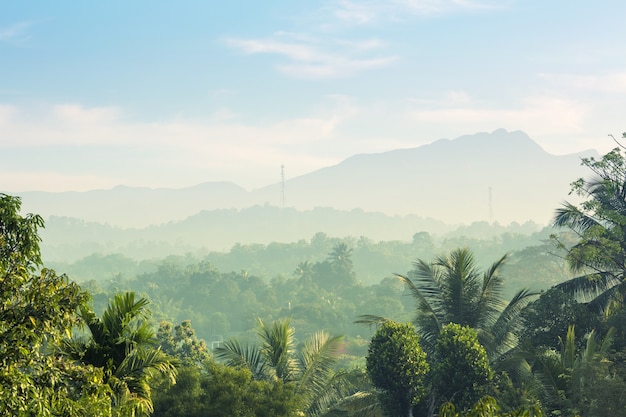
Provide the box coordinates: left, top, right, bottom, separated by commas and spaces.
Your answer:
429, 129, 546, 156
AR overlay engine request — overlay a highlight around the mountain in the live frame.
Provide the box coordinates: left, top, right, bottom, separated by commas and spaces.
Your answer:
15, 129, 596, 228
253, 129, 596, 225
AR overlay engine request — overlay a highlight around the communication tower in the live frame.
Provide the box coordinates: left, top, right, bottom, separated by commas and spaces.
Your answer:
281, 165, 285, 208
488, 186, 493, 223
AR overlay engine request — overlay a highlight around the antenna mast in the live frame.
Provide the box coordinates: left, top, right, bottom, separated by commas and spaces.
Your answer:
281, 165, 285, 208
488, 186, 493, 223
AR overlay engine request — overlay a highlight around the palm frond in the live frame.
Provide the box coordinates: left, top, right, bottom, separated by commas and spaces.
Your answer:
553, 202, 600, 232
257, 317, 296, 382
354, 315, 391, 327
553, 271, 621, 303
489, 288, 539, 357
214, 338, 267, 380
584, 278, 626, 314
475, 253, 509, 330
324, 391, 383, 417
396, 272, 442, 345
297, 332, 345, 401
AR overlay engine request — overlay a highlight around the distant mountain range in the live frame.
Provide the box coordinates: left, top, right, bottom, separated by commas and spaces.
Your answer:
14, 129, 597, 228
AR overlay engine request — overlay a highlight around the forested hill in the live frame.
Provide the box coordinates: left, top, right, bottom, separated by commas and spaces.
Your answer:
15, 129, 596, 228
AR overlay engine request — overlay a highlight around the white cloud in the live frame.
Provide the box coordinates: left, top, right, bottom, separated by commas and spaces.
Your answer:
0, 105, 17, 125
410, 94, 588, 136
0, 101, 358, 190
0, 171, 122, 193
539, 72, 626, 94
321, 0, 511, 27
394, 0, 508, 14
52, 104, 121, 125
225, 33, 395, 79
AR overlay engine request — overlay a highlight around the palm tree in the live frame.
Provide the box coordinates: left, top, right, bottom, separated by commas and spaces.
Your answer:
377, 248, 537, 364
215, 317, 348, 417
532, 325, 616, 415
553, 147, 626, 312
328, 243, 353, 272
294, 261, 315, 285
61, 292, 177, 416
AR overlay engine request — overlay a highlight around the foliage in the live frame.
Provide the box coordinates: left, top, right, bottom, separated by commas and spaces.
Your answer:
215, 317, 349, 417
61, 292, 177, 416
366, 321, 429, 417
0, 193, 111, 416
439, 396, 542, 417
531, 325, 626, 417
152, 360, 300, 417
157, 319, 212, 365
433, 323, 493, 411
520, 288, 598, 351
553, 145, 626, 311
396, 248, 537, 365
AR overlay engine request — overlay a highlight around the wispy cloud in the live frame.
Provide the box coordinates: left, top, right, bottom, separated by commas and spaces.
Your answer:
394, 0, 508, 14
53, 104, 121, 125
409, 94, 589, 135
225, 33, 396, 78
322, 0, 511, 26
0, 101, 358, 190
538, 72, 626, 94
0, 20, 44, 45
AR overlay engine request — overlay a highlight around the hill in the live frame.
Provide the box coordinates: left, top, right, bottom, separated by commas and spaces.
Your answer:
15, 129, 595, 229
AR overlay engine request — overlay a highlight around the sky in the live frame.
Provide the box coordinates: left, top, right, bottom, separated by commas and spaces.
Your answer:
1, 1, 626, 192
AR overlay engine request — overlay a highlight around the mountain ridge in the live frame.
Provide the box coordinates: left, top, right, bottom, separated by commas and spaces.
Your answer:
12, 129, 597, 228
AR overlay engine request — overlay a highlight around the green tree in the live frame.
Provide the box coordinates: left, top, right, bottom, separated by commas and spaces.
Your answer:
152, 360, 299, 417
433, 323, 493, 411
519, 288, 597, 351
61, 292, 177, 416
439, 396, 542, 417
328, 243, 354, 273
553, 144, 626, 312
157, 319, 212, 365
366, 321, 429, 417
215, 317, 348, 417
398, 248, 537, 364
531, 325, 624, 416
0, 193, 111, 416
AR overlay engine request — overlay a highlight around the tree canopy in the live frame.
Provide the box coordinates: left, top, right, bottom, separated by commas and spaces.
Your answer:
366, 321, 429, 417
0, 193, 110, 415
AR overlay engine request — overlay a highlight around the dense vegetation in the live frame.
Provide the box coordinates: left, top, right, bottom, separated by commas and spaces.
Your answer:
5, 144, 626, 416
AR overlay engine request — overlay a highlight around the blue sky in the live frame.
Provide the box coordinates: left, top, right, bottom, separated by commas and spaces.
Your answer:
1, 1, 625, 192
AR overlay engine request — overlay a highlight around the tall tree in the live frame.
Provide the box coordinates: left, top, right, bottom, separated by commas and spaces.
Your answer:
366, 321, 429, 417
215, 317, 348, 417
0, 193, 110, 416
553, 144, 626, 312
433, 323, 493, 410
397, 248, 537, 363
62, 292, 177, 416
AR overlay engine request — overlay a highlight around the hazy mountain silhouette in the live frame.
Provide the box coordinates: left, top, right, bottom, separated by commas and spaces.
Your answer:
16, 129, 596, 228
253, 129, 596, 225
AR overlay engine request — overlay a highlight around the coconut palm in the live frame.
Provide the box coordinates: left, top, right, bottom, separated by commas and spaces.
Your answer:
61, 292, 177, 417
328, 243, 353, 272
215, 317, 348, 417
384, 248, 537, 364
553, 147, 626, 312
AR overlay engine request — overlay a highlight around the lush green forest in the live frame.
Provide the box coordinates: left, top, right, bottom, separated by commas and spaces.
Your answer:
5, 147, 626, 416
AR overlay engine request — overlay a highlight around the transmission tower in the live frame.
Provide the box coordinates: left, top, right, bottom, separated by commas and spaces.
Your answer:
488, 186, 493, 223
281, 165, 285, 208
